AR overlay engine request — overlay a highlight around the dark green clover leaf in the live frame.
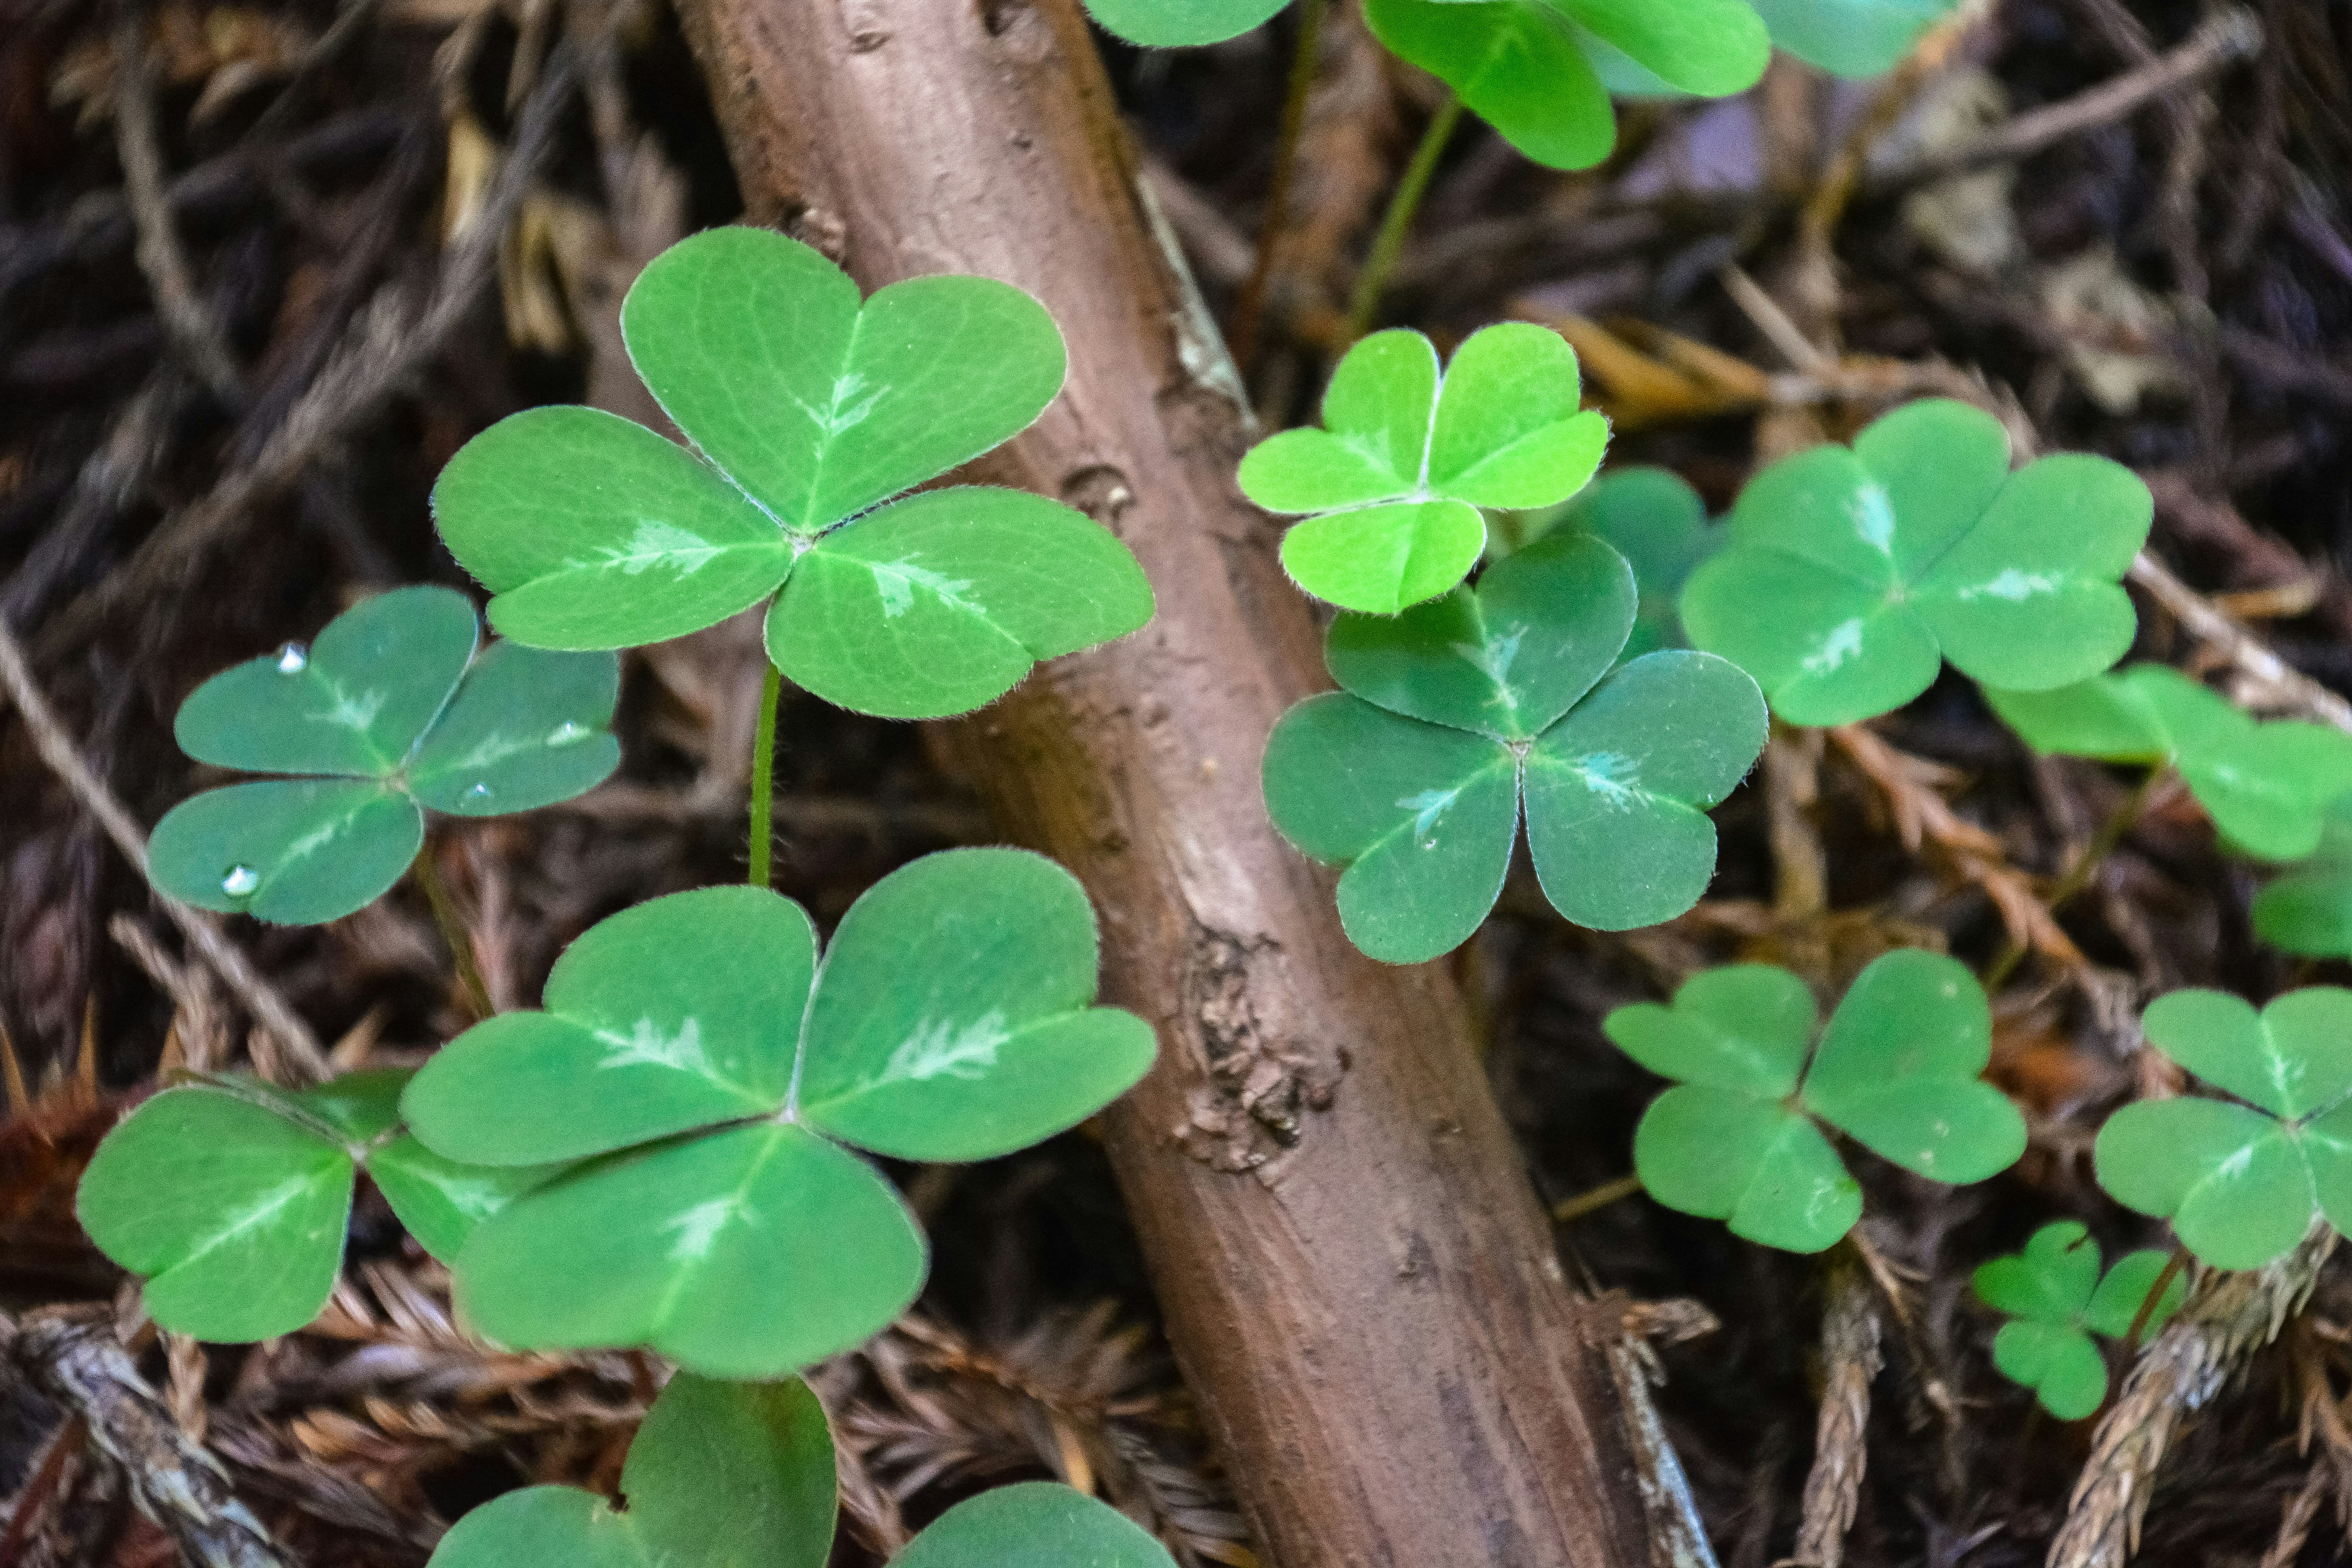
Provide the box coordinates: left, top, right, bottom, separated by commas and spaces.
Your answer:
1680, 399, 2153, 727
146, 585, 619, 926
1747, 0, 1959, 78
1082, 0, 1288, 44
1988, 665, 2352, 863
427, 1369, 1174, 1568
75, 1068, 560, 1341
432, 227, 1152, 719
1604, 952, 2026, 1253
1362, 0, 1769, 170
2096, 987, 2352, 1270
401, 849, 1157, 1378
1237, 325, 1610, 614
1971, 1220, 2185, 1419
2254, 797, 2352, 957
1519, 465, 1718, 659
1261, 531, 1764, 963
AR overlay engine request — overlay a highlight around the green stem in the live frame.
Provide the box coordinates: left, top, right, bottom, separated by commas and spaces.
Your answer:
747, 661, 782, 889
1341, 92, 1463, 347
1983, 765, 2172, 992
1227, 0, 1326, 373
413, 842, 491, 1022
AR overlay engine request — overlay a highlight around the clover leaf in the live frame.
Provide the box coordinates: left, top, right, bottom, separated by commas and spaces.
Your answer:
1521, 465, 1718, 660
1680, 400, 2153, 727
1747, 0, 1959, 78
429, 1370, 1174, 1568
75, 1068, 562, 1341
1238, 325, 1609, 614
1988, 665, 2352, 863
432, 227, 1153, 720
1260, 531, 1764, 963
400, 849, 1156, 1378
1971, 1221, 2185, 1419
2096, 987, 2352, 1270
2254, 797, 2352, 957
1604, 952, 2026, 1253
1361, 0, 1769, 170
1082, 0, 1288, 45
145, 585, 619, 926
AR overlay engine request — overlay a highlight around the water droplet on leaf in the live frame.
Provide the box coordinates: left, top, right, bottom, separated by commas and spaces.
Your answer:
546, 721, 588, 746
467, 782, 492, 799
221, 865, 260, 896
275, 643, 308, 674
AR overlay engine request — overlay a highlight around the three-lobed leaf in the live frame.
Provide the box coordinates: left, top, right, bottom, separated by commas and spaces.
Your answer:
1239, 325, 1610, 613
76, 1069, 558, 1340
1971, 1221, 2184, 1418
432, 227, 1153, 719
1989, 665, 2352, 862
1520, 465, 1718, 659
147, 586, 619, 926
1261, 530, 1766, 963
401, 849, 1157, 1377
1605, 952, 2026, 1253
2095, 987, 2352, 1269
1680, 400, 2153, 727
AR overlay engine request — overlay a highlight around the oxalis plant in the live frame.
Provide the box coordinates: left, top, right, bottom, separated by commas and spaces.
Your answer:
1513, 463, 1720, 661
428, 1373, 1175, 1568
1601, 952, 2026, 1253
147, 584, 619, 924
1261, 529, 1767, 963
1972, 1221, 2186, 1420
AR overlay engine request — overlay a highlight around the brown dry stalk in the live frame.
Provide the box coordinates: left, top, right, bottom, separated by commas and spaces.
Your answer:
2050, 1223, 2338, 1568
1789, 1252, 1884, 1568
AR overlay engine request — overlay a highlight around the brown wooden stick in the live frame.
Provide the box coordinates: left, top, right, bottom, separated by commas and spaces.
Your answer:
669, 2, 1658, 1562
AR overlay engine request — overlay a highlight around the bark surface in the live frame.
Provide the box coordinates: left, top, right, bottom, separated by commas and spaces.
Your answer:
671, 3, 1655, 1562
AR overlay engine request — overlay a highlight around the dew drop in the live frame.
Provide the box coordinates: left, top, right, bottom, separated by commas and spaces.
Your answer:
221, 865, 260, 897
275, 643, 308, 674
467, 782, 492, 799
546, 720, 588, 746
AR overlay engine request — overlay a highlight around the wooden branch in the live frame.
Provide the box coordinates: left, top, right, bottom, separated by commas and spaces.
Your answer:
669, 2, 1660, 1564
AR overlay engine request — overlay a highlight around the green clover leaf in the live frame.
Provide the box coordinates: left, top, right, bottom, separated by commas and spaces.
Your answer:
1988, 665, 2352, 863
1680, 399, 2153, 726
400, 849, 1157, 1378
145, 585, 619, 926
2096, 986, 2352, 1270
1082, 0, 1289, 44
75, 1068, 561, 1341
1237, 325, 1610, 613
1605, 952, 2026, 1253
1519, 465, 1718, 659
432, 227, 1153, 719
1746, 0, 1959, 78
427, 1369, 1174, 1568
1260, 531, 1765, 963
2254, 797, 2352, 957
1361, 0, 1769, 170
1971, 1221, 2185, 1419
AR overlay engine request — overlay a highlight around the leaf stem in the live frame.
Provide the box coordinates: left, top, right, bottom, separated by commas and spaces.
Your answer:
1227, 0, 1326, 374
1983, 765, 2173, 992
748, 660, 782, 889
1341, 91, 1463, 347
2123, 1242, 2191, 1353
413, 841, 491, 1022
1550, 1172, 1643, 1224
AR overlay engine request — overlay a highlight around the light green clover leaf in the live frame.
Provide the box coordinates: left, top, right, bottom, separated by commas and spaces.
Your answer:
1082, 0, 1288, 44
1680, 399, 2153, 726
146, 585, 619, 926
1361, 0, 1769, 170
1261, 530, 1765, 963
75, 1068, 561, 1341
432, 227, 1153, 720
2254, 797, 2352, 957
1237, 325, 1610, 613
1604, 952, 2026, 1253
427, 1370, 1175, 1568
1971, 1220, 2185, 1419
1988, 665, 2352, 863
1518, 465, 1718, 659
1746, 0, 1959, 78
400, 849, 1157, 1378
2096, 986, 2352, 1270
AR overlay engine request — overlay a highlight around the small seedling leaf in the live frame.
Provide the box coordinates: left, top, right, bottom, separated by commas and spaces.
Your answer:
891, 1483, 1180, 1568
1746, 0, 1960, 78
426, 1373, 837, 1568
1969, 1219, 2183, 1418
1081, 0, 1289, 45
1521, 465, 1718, 658
1991, 1322, 2108, 1421
1681, 400, 2152, 726
1990, 665, 2352, 862
1606, 952, 2023, 1253
1973, 1221, 2102, 1324
1240, 325, 1608, 613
